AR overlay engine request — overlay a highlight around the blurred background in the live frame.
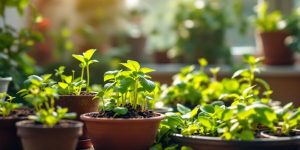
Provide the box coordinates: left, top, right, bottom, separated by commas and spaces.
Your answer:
1, 0, 300, 105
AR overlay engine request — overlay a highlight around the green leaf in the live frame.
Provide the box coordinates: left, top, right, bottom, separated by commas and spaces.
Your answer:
58, 82, 68, 89
140, 77, 156, 92
222, 109, 233, 121
121, 60, 140, 71
83, 49, 96, 60
113, 107, 128, 116
72, 54, 85, 63
177, 104, 191, 114
232, 69, 247, 78
63, 76, 72, 84
88, 59, 99, 65
104, 70, 119, 81
240, 130, 254, 140
198, 116, 212, 129
140, 67, 155, 73
200, 105, 215, 114
198, 58, 207, 67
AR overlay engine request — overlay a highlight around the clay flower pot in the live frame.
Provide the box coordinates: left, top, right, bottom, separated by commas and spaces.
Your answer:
80, 112, 164, 150
257, 31, 294, 65
0, 117, 23, 150
16, 120, 83, 150
172, 133, 300, 150
56, 95, 99, 149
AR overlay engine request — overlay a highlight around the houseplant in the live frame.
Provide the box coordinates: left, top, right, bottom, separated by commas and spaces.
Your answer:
0, 92, 24, 150
17, 74, 83, 150
153, 56, 300, 150
254, 1, 294, 65
54, 49, 99, 149
81, 60, 164, 150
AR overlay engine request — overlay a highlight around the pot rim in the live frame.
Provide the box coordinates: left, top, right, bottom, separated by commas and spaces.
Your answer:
171, 133, 300, 143
59, 92, 97, 97
0, 77, 12, 81
16, 120, 83, 129
80, 112, 164, 122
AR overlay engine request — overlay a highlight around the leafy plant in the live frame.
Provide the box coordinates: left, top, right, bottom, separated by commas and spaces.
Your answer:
54, 66, 86, 95
72, 49, 99, 93
253, 1, 284, 32
0, 92, 21, 117
95, 60, 156, 116
160, 58, 239, 108
18, 74, 75, 127
0, 0, 42, 91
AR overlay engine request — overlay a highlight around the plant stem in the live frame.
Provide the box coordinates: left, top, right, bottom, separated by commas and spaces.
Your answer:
87, 65, 90, 93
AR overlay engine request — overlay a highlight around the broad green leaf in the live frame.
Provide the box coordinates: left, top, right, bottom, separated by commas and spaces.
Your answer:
140, 77, 156, 92
83, 49, 96, 60
222, 109, 233, 121
63, 76, 72, 84
42, 74, 52, 81
177, 104, 191, 114
198, 58, 207, 67
121, 60, 140, 71
240, 130, 254, 140
200, 105, 214, 114
198, 116, 212, 129
182, 124, 199, 136
190, 106, 199, 118
72, 54, 85, 63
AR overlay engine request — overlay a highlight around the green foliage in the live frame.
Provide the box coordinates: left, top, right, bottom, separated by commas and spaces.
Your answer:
160, 58, 239, 108
72, 49, 99, 93
0, 93, 21, 117
254, 1, 284, 32
0, 0, 42, 92
95, 60, 156, 116
18, 75, 76, 127
54, 66, 86, 95
173, 0, 245, 63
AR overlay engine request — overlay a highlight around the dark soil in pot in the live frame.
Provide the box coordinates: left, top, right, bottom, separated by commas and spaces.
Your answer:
0, 107, 34, 150
56, 93, 99, 149
16, 120, 83, 150
81, 106, 164, 150
171, 133, 300, 150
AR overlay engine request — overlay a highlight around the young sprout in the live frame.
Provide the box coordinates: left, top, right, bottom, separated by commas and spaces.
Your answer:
0, 93, 21, 117
72, 49, 99, 93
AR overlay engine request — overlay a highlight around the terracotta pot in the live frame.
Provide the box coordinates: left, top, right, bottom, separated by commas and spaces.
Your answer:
56, 95, 99, 149
0, 117, 23, 150
16, 120, 83, 150
153, 51, 171, 64
172, 134, 300, 150
80, 112, 164, 150
257, 31, 294, 65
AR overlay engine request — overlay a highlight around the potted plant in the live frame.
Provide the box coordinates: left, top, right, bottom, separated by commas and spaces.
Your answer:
53, 49, 99, 149
17, 74, 83, 150
0, 92, 24, 150
254, 1, 294, 65
153, 56, 300, 150
81, 60, 164, 150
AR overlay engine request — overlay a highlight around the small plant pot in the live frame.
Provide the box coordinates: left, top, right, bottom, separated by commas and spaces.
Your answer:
0, 117, 23, 150
0, 77, 12, 94
257, 31, 294, 65
171, 133, 300, 150
56, 95, 99, 149
16, 120, 83, 150
80, 112, 164, 150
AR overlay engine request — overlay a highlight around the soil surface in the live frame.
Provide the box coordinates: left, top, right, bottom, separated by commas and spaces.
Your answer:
0, 107, 34, 119
88, 104, 157, 119
65, 91, 96, 96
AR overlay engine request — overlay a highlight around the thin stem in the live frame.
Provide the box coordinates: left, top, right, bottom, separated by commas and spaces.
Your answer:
87, 65, 90, 93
